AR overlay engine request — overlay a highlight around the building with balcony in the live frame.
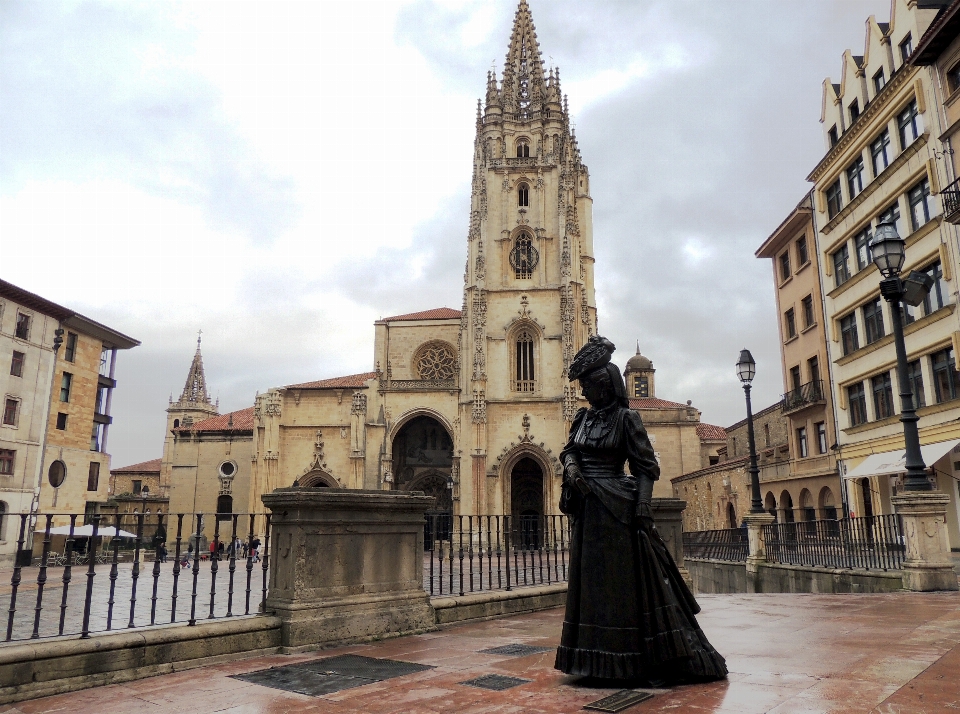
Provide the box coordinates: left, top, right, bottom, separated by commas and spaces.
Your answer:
756, 192, 843, 519
809, 0, 960, 550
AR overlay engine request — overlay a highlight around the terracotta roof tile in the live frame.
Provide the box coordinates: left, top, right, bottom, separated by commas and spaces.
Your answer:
181, 407, 255, 433
111, 458, 162, 474
286, 372, 377, 390
696, 423, 728, 441
382, 308, 461, 322
630, 397, 691, 410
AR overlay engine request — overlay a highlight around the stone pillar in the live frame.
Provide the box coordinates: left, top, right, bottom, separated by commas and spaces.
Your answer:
892, 492, 959, 592
652, 498, 691, 588
261, 488, 438, 651
743, 511, 775, 594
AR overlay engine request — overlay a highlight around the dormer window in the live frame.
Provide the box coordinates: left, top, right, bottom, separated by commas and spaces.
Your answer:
828, 125, 839, 148
873, 69, 885, 95
848, 99, 859, 123
899, 34, 913, 65
516, 139, 530, 158
518, 182, 530, 207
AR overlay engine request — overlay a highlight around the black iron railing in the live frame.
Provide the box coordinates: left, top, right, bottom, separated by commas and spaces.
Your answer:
764, 515, 904, 571
782, 380, 826, 414
682, 528, 748, 562
2, 511, 271, 643
423, 514, 570, 597
942, 176, 960, 224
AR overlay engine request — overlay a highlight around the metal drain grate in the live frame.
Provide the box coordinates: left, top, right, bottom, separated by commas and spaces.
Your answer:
232, 655, 435, 697
479, 643, 553, 657
583, 690, 655, 712
459, 674, 531, 691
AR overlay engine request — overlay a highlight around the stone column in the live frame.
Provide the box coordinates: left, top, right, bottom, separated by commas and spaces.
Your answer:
261, 488, 438, 650
892, 492, 959, 592
652, 498, 691, 588
743, 511, 775, 594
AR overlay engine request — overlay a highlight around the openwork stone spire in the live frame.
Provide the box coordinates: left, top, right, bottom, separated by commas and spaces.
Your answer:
501, 0, 547, 116
177, 334, 212, 406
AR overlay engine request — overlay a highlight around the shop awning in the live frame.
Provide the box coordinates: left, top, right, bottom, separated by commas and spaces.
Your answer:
842, 439, 960, 480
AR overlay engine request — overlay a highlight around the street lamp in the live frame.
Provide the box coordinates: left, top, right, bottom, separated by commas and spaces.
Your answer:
736, 349, 764, 514
869, 221, 935, 492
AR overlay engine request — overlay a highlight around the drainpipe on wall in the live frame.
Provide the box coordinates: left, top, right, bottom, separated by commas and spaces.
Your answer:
28, 324, 63, 548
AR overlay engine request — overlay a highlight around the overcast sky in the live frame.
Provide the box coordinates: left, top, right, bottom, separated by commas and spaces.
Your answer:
0, 0, 891, 468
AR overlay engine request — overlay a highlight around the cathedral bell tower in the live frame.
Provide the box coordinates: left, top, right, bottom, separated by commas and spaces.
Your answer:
458, 0, 597, 515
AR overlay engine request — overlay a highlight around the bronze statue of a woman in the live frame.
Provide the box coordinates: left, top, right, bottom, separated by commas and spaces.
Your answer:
555, 335, 727, 684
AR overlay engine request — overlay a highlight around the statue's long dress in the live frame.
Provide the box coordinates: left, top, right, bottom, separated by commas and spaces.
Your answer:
555, 405, 727, 682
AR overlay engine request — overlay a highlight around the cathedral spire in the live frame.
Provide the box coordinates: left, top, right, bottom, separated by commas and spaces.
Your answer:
178, 333, 212, 406
502, 0, 547, 115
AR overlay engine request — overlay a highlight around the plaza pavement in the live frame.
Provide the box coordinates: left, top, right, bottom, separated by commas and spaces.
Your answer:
2, 591, 960, 713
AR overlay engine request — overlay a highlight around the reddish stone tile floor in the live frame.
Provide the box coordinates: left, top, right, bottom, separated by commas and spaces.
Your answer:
4, 592, 960, 713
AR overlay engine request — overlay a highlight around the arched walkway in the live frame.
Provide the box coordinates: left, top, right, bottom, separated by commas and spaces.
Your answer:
392, 415, 453, 513
818, 486, 838, 520
780, 490, 795, 523
764, 492, 777, 521
800, 489, 816, 522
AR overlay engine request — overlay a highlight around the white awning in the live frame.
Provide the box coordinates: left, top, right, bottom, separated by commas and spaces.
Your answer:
842, 439, 960, 480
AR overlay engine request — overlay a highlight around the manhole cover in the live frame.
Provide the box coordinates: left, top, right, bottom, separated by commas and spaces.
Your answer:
584, 690, 654, 712
479, 643, 552, 657
232, 655, 435, 697
459, 674, 531, 691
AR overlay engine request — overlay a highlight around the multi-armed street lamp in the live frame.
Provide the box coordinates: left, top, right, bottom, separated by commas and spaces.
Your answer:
736, 349, 764, 514
868, 221, 935, 492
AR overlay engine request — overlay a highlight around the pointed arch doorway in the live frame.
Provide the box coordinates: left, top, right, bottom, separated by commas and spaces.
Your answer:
510, 457, 544, 549
392, 414, 454, 549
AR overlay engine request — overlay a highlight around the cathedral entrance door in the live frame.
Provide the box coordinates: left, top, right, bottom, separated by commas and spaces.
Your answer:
510, 457, 544, 550
392, 415, 454, 550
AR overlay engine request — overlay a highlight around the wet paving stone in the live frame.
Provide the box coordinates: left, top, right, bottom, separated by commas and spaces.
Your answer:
458, 673, 532, 690
478, 643, 553, 657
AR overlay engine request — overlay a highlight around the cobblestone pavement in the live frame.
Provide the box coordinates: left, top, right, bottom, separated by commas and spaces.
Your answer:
4, 591, 960, 713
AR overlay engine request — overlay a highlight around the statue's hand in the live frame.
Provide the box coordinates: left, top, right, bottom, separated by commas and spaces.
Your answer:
636, 501, 655, 531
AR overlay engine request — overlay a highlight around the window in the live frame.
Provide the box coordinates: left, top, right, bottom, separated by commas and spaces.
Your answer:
816, 422, 827, 454
847, 156, 865, 199
870, 131, 891, 176
863, 299, 885, 344
779, 252, 791, 281
853, 229, 873, 272
56, 412, 67, 430
516, 139, 530, 158
841, 313, 859, 356
515, 330, 535, 392
0, 450, 13, 475
932, 348, 960, 403
14, 313, 30, 341
764, 423, 771, 447
785, 308, 797, 339
2, 399, 18, 427
834, 244, 851, 287
921, 261, 949, 316
510, 233, 537, 279
899, 34, 913, 64
60, 372, 72, 402
797, 427, 808, 458
790, 365, 802, 391
132, 479, 142, 495
848, 383, 867, 426
796, 236, 808, 266
48, 460, 66, 488
907, 359, 925, 409
948, 63, 960, 95
874, 68, 885, 95
802, 295, 815, 329
848, 99, 860, 124
64, 332, 78, 363
908, 179, 936, 231
809, 356, 821, 386
90, 422, 102, 452
217, 494, 234, 521
901, 301, 917, 325
518, 183, 529, 208
634, 377, 648, 398
99, 348, 110, 377
10, 351, 24, 378
828, 125, 839, 147
87, 462, 100, 491
872, 372, 895, 419
826, 180, 843, 219
897, 100, 922, 149
878, 201, 902, 239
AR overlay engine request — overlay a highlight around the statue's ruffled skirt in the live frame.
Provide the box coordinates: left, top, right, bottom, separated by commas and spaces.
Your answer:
555, 497, 727, 682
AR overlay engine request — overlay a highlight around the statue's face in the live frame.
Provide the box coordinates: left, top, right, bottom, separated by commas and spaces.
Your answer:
580, 371, 614, 408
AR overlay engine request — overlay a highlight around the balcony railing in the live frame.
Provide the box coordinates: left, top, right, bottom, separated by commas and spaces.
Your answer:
515, 380, 537, 393
387, 379, 457, 391
782, 380, 825, 414
942, 176, 960, 224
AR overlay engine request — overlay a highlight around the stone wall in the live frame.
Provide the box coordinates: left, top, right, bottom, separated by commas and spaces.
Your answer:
686, 558, 905, 594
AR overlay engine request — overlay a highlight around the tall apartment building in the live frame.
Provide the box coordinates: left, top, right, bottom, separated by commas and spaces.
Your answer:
808, 0, 960, 549
756, 193, 843, 520
0, 279, 138, 557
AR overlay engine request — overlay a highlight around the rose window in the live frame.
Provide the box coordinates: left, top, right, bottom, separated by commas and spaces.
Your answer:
417, 344, 457, 380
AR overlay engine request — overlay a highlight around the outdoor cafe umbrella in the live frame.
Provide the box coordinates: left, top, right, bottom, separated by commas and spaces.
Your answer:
46, 524, 138, 538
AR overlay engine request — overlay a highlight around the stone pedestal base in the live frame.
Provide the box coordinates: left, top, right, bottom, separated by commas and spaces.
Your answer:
261, 488, 439, 650
744, 511, 776, 594
652, 498, 691, 588
892, 491, 959, 592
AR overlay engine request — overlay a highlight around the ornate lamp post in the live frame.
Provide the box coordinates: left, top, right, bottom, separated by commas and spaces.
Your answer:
736, 349, 764, 514
869, 221, 934, 492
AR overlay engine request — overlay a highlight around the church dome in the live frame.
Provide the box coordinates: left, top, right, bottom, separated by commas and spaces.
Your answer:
625, 344, 653, 373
